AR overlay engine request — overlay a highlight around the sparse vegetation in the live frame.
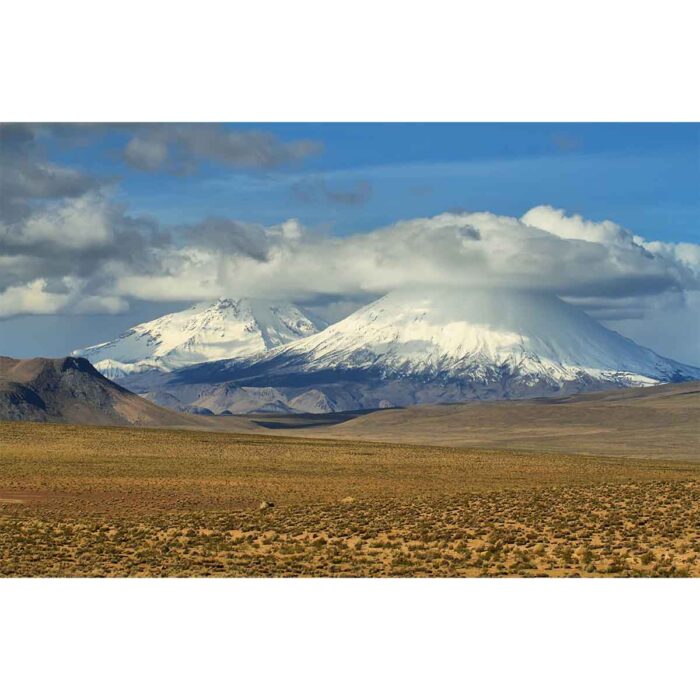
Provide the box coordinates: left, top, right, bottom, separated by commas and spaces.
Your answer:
1, 421, 698, 577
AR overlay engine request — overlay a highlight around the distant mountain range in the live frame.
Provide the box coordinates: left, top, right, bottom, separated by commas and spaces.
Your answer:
86, 288, 700, 415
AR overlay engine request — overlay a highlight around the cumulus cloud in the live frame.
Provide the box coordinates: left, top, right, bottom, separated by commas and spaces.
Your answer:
3, 193, 115, 249
6, 198, 698, 320
523, 205, 637, 246
1, 124, 159, 305
0, 192, 163, 293
122, 124, 323, 173
0, 123, 317, 318
0, 278, 127, 318
0, 123, 102, 224
99, 207, 699, 320
521, 205, 700, 311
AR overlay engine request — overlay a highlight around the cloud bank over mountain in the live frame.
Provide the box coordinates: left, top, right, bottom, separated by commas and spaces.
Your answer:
4, 195, 696, 315
1, 123, 698, 361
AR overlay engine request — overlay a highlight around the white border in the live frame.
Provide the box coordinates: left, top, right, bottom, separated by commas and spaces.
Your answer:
2, 1, 698, 697
2, 579, 699, 699
2, 0, 698, 121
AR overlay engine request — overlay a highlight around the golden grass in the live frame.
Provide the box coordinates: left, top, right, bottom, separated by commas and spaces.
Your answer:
1, 421, 699, 577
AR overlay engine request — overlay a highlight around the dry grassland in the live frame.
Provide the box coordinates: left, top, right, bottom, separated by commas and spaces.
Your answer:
1, 421, 698, 577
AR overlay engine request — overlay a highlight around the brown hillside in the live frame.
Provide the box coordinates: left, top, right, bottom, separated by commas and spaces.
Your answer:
0, 356, 254, 430
297, 381, 700, 460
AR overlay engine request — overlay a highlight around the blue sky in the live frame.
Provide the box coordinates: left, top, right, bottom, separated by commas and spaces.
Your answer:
1, 122, 698, 360
47, 122, 699, 241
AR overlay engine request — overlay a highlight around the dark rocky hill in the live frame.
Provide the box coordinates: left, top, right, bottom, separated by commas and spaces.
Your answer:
0, 356, 249, 428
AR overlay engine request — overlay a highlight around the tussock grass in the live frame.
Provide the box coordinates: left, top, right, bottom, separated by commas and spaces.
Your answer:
1, 421, 698, 577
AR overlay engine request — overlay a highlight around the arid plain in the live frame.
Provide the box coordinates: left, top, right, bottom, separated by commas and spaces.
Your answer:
1, 381, 698, 577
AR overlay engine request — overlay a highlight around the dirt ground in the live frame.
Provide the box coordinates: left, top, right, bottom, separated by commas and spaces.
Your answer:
1, 421, 699, 577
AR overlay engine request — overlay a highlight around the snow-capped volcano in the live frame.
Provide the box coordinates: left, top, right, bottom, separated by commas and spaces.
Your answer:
142, 287, 700, 413
72, 298, 325, 378
253, 287, 697, 386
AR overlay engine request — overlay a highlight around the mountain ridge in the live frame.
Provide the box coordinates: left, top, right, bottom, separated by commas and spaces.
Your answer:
119, 287, 700, 414
72, 297, 325, 378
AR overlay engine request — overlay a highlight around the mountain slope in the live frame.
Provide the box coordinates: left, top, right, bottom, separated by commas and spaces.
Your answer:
72, 298, 324, 378
0, 356, 251, 429
252, 287, 696, 385
139, 287, 699, 414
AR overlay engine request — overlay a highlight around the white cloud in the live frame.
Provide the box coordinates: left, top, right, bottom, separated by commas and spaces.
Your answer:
3, 200, 700, 363
521, 204, 633, 245
0, 192, 123, 252
0, 280, 69, 317
0, 278, 127, 318
107, 207, 699, 306
18, 193, 115, 249
522, 205, 700, 278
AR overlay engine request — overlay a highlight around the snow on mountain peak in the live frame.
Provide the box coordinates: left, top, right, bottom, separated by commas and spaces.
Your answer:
260, 286, 700, 386
114, 286, 700, 415
72, 297, 325, 378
